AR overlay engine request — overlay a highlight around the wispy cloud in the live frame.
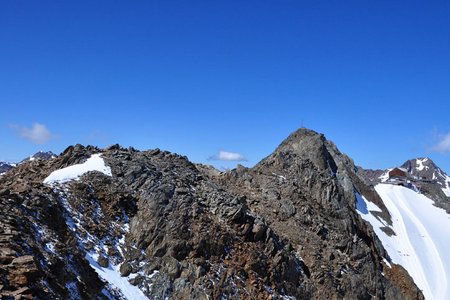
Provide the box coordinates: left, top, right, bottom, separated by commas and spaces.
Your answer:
11, 123, 54, 144
208, 150, 247, 161
432, 131, 450, 153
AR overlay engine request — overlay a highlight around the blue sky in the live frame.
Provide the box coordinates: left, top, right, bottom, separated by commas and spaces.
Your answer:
1, 1, 449, 172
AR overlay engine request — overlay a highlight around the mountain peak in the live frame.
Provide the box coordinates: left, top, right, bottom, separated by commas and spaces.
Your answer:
21, 151, 57, 163
278, 127, 325, 148
400, 157, 448, 183
263, 127, 334, 172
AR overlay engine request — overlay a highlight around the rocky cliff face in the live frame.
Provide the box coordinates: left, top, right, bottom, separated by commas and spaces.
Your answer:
0, 129, 424, 299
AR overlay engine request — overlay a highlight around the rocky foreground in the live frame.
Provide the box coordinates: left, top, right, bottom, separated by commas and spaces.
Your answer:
0, 128, 424, 299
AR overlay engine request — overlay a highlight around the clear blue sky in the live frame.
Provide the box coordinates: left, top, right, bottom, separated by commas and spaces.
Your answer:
1, 1, 449, 172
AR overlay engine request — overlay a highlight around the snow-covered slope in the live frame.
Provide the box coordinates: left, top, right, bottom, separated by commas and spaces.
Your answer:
44, 153, 112, 184
357, 184, 450, 300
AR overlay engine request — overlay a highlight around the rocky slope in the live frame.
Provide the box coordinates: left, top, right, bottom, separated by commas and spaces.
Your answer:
0, 129, 424, 299
0, 151, 56, 176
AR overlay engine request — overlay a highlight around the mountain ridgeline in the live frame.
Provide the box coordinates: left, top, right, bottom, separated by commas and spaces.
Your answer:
3, 128, 446, 299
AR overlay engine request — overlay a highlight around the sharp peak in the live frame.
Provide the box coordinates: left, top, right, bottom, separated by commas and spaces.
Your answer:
402, 157, 437, 166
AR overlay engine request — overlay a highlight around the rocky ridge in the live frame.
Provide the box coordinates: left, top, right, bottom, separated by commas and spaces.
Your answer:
0, 129, 424, 299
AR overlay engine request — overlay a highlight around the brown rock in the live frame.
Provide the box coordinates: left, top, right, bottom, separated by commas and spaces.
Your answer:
0, 248, 16, 256
12, 286, 31, 296
97, 255, 109, 268
252, 223, 266, 241
8, 272, 28, 286
11, 256, 34, 266
119, 262, 132, 277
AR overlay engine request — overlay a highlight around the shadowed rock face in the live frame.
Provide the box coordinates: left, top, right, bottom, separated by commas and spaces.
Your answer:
0, 130, 424, 299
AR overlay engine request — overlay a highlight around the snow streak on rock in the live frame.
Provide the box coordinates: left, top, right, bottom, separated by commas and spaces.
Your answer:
85, 252, 147, 300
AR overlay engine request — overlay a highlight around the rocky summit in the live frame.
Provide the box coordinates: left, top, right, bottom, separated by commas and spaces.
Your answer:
0, 128, 426, 299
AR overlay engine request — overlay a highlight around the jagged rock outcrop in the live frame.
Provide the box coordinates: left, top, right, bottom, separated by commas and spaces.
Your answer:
0, 129, 425, 299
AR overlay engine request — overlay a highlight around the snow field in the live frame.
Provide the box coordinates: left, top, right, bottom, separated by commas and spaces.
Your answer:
357, 184, 450, 300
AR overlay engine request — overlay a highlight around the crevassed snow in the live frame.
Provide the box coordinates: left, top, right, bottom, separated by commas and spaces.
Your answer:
85, 252, 148, 300
43, 154, 112, 184
357, 184, 450, 300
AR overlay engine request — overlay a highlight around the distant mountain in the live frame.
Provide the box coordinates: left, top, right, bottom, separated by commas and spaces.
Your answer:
1, 151, 56, 176
401, 158, 450, 193
21, 151, 57, 163
0, 161, 15, 175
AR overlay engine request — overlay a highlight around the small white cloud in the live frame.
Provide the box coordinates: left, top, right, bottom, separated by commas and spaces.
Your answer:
209, 150, 247, 161
12, 123, 54, 144
432, 132, 450, 153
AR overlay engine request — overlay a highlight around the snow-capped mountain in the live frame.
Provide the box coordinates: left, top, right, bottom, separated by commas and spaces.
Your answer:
400, 158, 450, 197
21, 151, 57, 163
0, 151, 56, 176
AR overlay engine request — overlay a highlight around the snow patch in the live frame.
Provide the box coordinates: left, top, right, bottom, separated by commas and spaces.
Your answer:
442, 185, 450, 197
379, 169, 392, 182
358, 184, 450, 300
43, 154, 112, 184
416, 158, 428, 171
